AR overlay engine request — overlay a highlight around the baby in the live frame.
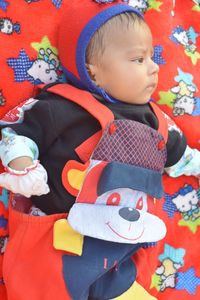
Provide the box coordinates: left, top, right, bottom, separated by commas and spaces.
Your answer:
0, 1, 199, 299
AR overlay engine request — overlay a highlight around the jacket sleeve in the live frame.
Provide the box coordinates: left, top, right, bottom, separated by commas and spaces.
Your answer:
0, 127, 38, 167
162, 110, 187, 168
0, 93, 72, 156
165, 129, 187, 167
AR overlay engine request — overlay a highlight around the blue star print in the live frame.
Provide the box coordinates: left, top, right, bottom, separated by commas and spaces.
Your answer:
153, 45, 166, 65
0, 215, 8, 230
52, 0, 62, 9
176, 268, 200, 294
163, 193, 178, 218
0, 0, 9, 11
7, 49, 34, 83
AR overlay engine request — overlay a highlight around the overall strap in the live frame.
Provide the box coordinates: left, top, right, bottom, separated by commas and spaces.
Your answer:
45, 84, 114, 130
150, 102, 168, 143
44, 84, 114, 162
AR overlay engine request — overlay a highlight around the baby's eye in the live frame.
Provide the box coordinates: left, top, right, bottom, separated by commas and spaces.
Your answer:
132, 57, 144, 64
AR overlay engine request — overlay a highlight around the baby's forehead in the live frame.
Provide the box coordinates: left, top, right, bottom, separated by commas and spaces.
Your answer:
102, 21, 152, 50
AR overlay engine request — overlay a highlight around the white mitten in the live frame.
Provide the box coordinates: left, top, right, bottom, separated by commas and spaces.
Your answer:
0, 160, 50, 198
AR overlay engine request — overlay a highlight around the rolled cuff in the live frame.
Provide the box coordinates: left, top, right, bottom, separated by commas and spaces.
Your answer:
0, 129, 39, 167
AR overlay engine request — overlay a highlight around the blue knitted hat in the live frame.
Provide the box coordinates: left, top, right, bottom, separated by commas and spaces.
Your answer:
58, 0, 143, 103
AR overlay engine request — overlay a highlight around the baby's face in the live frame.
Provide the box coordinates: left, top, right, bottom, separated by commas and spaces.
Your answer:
91, 21, 159, 104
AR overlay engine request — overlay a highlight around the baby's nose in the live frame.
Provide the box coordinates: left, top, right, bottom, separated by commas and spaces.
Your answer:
119, 207, 140, 222
152, 61, 159, 74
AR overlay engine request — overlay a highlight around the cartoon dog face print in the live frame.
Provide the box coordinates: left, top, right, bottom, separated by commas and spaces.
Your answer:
69, 187, 166, 244
67, 160, 166, 244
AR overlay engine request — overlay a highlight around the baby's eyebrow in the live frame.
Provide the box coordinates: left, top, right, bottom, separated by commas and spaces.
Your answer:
126, 47, 154, 56
126, 47, 146, 54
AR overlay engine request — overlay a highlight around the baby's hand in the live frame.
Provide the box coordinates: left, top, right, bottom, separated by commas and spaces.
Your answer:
0, 160, 50, 197
8, 156, 33, 171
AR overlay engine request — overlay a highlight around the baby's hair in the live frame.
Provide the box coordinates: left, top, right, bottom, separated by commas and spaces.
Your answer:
86, 12, 144, 64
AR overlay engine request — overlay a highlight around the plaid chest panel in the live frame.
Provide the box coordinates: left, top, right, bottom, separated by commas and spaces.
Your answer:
92, 119, 167, 172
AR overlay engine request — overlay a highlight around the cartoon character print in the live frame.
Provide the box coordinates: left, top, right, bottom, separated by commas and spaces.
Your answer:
164, 184, 200, 233
93, 0, 160, 12
128, 0, 149, 12
39, 48, 60, 69
156, 259, 181, 291
0, 90, 6, 106
66, 118, 168, 244
171, 80, 197, 116
27, 47, 60, 83
152, 244, 200, 294
24, 0, 62, 8
172, 185, 200, 222
7, 43, 63, 84
170, 26, 200, 65
0, 236, 8, 254
192, 0, 200, 11
151, 244, 185, 292
27, 58, 58, 84
66, 160, 166, 244
158, 68, 200, 117
0, 18, 20, 34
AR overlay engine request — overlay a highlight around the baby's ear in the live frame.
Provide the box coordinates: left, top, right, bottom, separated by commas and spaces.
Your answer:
85, 63, 98, 83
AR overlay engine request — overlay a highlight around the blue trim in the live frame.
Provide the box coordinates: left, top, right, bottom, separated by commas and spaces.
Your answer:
76, 4, 142, 102
61, 65, 87, 90
74, 4, 143, 103
97, 161, 163, 198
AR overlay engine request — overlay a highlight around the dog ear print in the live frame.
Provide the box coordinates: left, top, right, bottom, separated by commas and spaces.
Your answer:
62, 160, 89, 196
77, 161, 107, 204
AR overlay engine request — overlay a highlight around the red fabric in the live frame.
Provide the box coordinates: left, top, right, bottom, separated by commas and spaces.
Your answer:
3, 199, 70, 300
58, 0, 131, 79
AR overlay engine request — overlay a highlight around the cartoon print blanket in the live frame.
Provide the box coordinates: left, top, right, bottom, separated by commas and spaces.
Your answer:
0, 1, 199, 299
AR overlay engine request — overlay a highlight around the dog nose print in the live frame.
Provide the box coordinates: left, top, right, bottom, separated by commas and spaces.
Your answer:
119, 207, 140, 222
